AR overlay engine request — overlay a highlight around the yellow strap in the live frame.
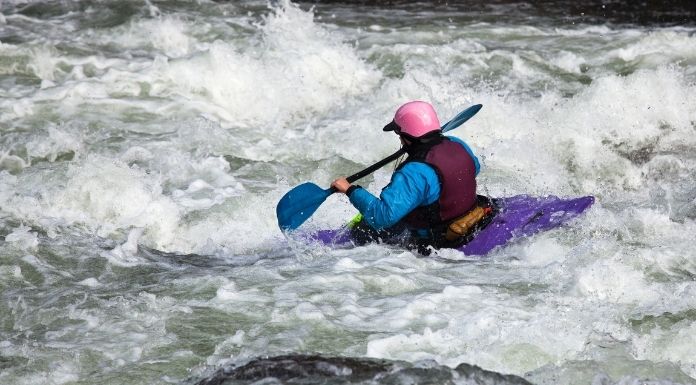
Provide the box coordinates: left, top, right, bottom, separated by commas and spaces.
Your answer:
445, 206, 487, 241
347, 213, 363, 229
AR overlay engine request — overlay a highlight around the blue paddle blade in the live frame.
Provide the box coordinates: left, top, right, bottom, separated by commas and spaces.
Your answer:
276, 182, 334, 231
441, 104, 482, 133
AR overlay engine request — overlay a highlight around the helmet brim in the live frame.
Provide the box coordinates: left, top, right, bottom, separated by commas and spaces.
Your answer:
383, 120, 400, 132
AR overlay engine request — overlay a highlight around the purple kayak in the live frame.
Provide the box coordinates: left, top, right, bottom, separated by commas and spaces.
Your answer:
310, 195, 594, 256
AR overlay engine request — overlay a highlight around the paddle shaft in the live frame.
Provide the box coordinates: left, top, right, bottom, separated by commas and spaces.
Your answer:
340, 105, 481, 186
277, 104, 482, 230
344, 148, 406, 185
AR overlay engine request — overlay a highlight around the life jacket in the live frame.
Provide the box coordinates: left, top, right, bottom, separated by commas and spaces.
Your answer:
398, 135, 478, 229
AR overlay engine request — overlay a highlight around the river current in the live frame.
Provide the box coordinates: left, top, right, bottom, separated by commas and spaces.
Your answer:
1, 1, 695, 384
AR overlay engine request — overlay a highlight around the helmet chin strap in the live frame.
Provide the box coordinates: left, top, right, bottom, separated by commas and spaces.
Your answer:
400, 131, 444, 157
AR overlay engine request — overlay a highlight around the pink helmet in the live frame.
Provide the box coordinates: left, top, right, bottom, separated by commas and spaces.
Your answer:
383, 101, 441, 138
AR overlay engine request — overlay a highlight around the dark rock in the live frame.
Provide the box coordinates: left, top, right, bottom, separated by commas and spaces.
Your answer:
194, 354, 533, 385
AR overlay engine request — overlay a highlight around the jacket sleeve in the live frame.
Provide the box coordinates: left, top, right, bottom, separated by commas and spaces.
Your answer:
348, 163, 439, 230
447, 136, 480, 175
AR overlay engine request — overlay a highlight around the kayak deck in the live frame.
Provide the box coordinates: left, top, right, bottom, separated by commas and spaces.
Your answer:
310, 195, 594, 256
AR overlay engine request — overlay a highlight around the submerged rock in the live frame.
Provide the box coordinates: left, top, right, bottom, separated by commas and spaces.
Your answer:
195, 354, 532, 385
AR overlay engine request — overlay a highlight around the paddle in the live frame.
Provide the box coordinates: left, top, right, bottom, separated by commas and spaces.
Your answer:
276, 104, 483, 231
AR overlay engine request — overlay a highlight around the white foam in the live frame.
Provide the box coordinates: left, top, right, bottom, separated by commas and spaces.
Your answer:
515, 234, 570, 266
0, 265, 23, 281
575, 259, 660, 305
213, 280, 237, 300
103, 227, 146, 267
141, 17, 193, 58
4, 224, 38, 250
13, 362, 80, 385
77, 277, 100, 287
156, 0, 380, 129
25, 124, 84, 163
27, 47, 58, 82
0, 152, 29, 173
551, 51, 585, 74
608, 30, 696, 66
53, 157, 180, 247
334, 257, 364, 271
360, 273, 420, 296
632, 320, 696, 378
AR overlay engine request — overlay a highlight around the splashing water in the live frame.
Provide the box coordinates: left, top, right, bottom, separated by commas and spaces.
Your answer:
1, 1, 695, 384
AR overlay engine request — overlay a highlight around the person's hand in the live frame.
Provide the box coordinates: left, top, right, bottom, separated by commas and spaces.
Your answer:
331, 177, 351, 194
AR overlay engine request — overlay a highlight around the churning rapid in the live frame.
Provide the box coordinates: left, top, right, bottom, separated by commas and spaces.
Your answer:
1, 1, 695, 384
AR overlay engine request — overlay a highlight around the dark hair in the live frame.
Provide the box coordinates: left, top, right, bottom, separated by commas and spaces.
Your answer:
400, 130, 442, 144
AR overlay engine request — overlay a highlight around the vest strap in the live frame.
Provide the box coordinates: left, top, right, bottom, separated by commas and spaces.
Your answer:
445, 205, 493, 241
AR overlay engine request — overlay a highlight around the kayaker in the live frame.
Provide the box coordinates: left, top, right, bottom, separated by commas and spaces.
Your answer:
331, 101, 495, 254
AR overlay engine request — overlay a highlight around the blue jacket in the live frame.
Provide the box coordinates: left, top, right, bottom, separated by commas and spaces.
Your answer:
349, 136, 480, 230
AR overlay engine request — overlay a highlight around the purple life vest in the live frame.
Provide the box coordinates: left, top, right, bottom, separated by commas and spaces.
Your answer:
401, 137, 477, 228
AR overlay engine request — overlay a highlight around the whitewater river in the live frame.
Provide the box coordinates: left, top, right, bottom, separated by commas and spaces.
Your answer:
1, 1, 695, 384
